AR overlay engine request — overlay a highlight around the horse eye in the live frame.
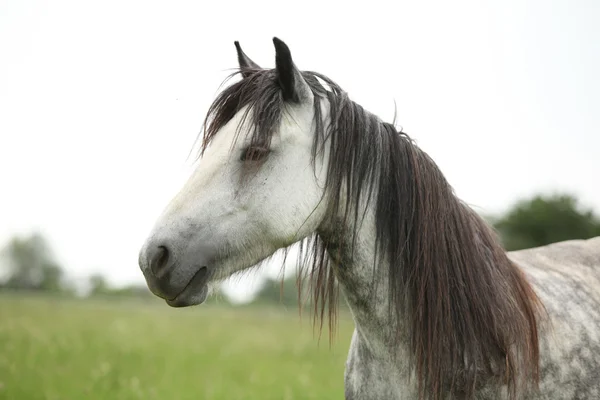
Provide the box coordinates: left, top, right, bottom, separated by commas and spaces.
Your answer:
240, 147, 270, 162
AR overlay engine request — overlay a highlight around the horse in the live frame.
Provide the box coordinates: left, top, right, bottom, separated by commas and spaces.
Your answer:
138, 38, 600, 399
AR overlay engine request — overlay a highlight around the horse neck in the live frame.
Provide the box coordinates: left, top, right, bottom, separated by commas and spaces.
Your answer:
317, 202, 407, 357
316, 177, 542, 399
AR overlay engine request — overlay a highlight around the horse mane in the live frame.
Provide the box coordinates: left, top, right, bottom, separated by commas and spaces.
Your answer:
199, 68, 543, 400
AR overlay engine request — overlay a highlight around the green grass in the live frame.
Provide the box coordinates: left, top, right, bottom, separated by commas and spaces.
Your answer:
0, 294, 354, 400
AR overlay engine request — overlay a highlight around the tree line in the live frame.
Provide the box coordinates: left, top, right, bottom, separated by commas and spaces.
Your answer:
2, 193, 599, 304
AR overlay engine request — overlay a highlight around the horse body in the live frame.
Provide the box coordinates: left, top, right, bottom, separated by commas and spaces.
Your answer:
509, 237, 600, 399
139, 38, 600, 399
335, 210, 600, 399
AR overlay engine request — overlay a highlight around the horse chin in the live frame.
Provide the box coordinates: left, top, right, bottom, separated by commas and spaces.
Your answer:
165, 284, 209, 308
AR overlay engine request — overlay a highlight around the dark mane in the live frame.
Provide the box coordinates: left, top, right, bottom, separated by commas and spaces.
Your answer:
200, 69, 543, 400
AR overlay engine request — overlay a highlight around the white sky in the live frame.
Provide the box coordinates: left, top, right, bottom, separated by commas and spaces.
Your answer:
1, 0, 599, 301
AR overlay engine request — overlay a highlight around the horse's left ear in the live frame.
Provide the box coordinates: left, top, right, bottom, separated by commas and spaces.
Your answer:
273, 37, 312, 103
234, 41, 261, 78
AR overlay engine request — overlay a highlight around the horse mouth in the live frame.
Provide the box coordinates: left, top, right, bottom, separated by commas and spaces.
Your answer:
165, 266, 210, 308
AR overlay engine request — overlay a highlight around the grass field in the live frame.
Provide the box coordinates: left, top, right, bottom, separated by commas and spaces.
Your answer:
0, 294, 355, 400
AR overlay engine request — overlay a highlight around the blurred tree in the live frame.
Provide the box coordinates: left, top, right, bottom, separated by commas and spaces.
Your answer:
253, 277, 303, 307
251, 275, 350, 312
88, 273, 109, 296
0, 232, 65, 291
92, 280, 155, 299
493, 193, 600, 251
39, 263, 64, 292
107, 284, 153, 298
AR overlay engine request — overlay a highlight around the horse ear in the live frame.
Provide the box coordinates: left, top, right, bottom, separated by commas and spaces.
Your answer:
234, 41, 261, 78
273, 37, 312, 103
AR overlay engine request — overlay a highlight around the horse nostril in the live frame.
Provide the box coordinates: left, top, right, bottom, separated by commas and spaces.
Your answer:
149, 245, 170, 277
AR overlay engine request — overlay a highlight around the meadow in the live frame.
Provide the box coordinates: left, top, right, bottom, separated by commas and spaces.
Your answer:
0, 294, 355, 400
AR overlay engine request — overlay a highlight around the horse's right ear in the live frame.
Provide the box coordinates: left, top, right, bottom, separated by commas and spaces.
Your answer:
234, 41, 260, 78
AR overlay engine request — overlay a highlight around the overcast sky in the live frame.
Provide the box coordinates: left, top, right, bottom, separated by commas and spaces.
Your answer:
1, 0, 599, 301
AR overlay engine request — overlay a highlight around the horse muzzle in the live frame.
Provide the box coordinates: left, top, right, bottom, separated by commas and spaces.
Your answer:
139, 242, 211, 307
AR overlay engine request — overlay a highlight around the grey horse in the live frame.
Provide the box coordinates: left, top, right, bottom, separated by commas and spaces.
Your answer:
139, 38, 600, 399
